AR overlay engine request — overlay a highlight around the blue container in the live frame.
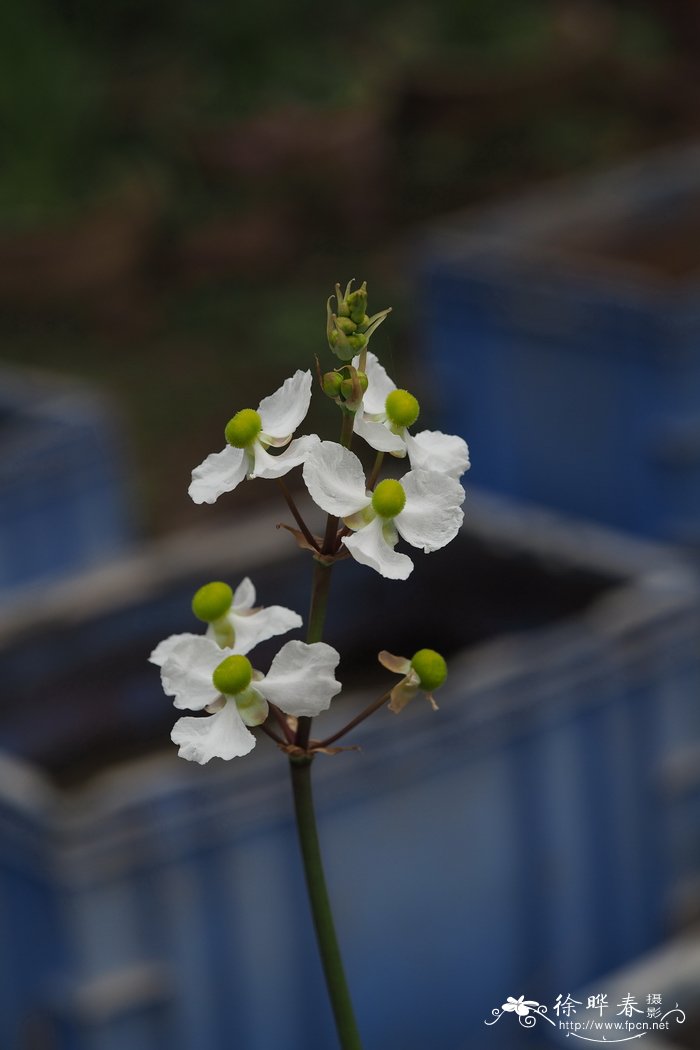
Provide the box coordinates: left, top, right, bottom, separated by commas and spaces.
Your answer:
0, 497, 698, 1050
0, 367, 131, 595
418, 143, 700, 544
0, 755, 62, 1050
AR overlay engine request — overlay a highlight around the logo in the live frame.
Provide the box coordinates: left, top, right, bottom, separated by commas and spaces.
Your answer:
485, 992, 686, 1043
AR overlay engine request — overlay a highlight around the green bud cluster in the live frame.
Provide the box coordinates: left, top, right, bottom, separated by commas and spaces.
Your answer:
327, 279, 392, 362
322, 367, 368, 410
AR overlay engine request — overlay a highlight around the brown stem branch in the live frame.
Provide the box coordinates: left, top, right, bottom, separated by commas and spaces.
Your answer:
276, 478, 321, 552
318, 690, 392, 749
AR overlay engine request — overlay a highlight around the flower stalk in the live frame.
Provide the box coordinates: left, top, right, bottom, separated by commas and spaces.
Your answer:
289, 397, 364, 1049
151, 279, 467, 1049
290, 756, 364, 1050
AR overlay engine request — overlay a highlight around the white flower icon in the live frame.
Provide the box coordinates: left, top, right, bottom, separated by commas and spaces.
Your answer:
502, 996, 540, 1017
189, 369, 319, 504
160, 636, 341, 763
303, 441, 465, 580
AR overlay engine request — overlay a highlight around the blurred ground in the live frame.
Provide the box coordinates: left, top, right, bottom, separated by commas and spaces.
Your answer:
1, 0, 699, 533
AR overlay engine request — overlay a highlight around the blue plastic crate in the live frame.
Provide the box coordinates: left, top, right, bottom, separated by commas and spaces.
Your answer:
0, 498, 698, 1050
0, 367, 131, 595
417, 142, 700, 544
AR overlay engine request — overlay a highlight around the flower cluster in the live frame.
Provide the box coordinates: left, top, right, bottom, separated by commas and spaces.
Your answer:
152, 281, 468, 762
150, 579, 340, 762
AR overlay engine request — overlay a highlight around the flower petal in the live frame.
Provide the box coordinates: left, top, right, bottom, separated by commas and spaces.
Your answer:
354, 410, 406, 454
189, 445, 248, 505
171, 699, 256, 763
404, 430, 470, 478
250, 434, 319, 479
302, 441, 371, 517
395, 470, 465, 553
149, 632, 201, 668
388, 678, 420, 713
257, 640, 341, 716
353, 351, 396, 415
228, 605, 302, 654
343, 516, 413, 579
232, 577, 256, 611
377, 650, 412, 676
257, 370, 313, 441
160, 635, 224, 711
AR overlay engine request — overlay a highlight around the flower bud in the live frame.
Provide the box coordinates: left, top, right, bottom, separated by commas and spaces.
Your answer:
339, 371, 368, 401
335, 281, 352, 317
347, 333, 366, 354
411, 649, 447, 692
329, 281, 392, 357
386, 389, 420, 429
225, 409, 262, 448
212, 654, 253, 696
346, 283, 368, 324
371, 479, 406, 519
192, 581, 233, 623
322, 371, 343, 398
334, 316, 357, 336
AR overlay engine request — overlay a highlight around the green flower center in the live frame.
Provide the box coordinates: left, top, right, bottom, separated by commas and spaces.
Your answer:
371, 479, 406, 518
192, 581, 233, 623
385, 389, 420, 428
212, 655, 253, 696
225, 409, 262, 448
411, 649, 447, 692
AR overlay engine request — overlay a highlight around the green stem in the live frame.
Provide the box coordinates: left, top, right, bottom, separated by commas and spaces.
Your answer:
286, 400, 363, 1048
290, 757, 364, 1050
366, 450, 384, 491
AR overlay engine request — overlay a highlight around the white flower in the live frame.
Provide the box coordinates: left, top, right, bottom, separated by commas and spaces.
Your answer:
352, 352, 470, 478
149, 577, 302, 667
303, 441, 465, 580
189, 370, 320, 504
161, 636, 341, 763
502, 996, 539, 1017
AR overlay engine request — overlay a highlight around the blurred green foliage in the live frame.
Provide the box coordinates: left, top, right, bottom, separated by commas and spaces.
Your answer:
0, 0, 679, 532
0, 1, 671, 224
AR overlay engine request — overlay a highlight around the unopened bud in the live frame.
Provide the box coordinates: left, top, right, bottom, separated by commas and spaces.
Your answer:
346, 283, 368, 324
340, 371, 368, 401
335, 316, 357, 336
323, 371, 343, 398
347, 333, 366, 354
